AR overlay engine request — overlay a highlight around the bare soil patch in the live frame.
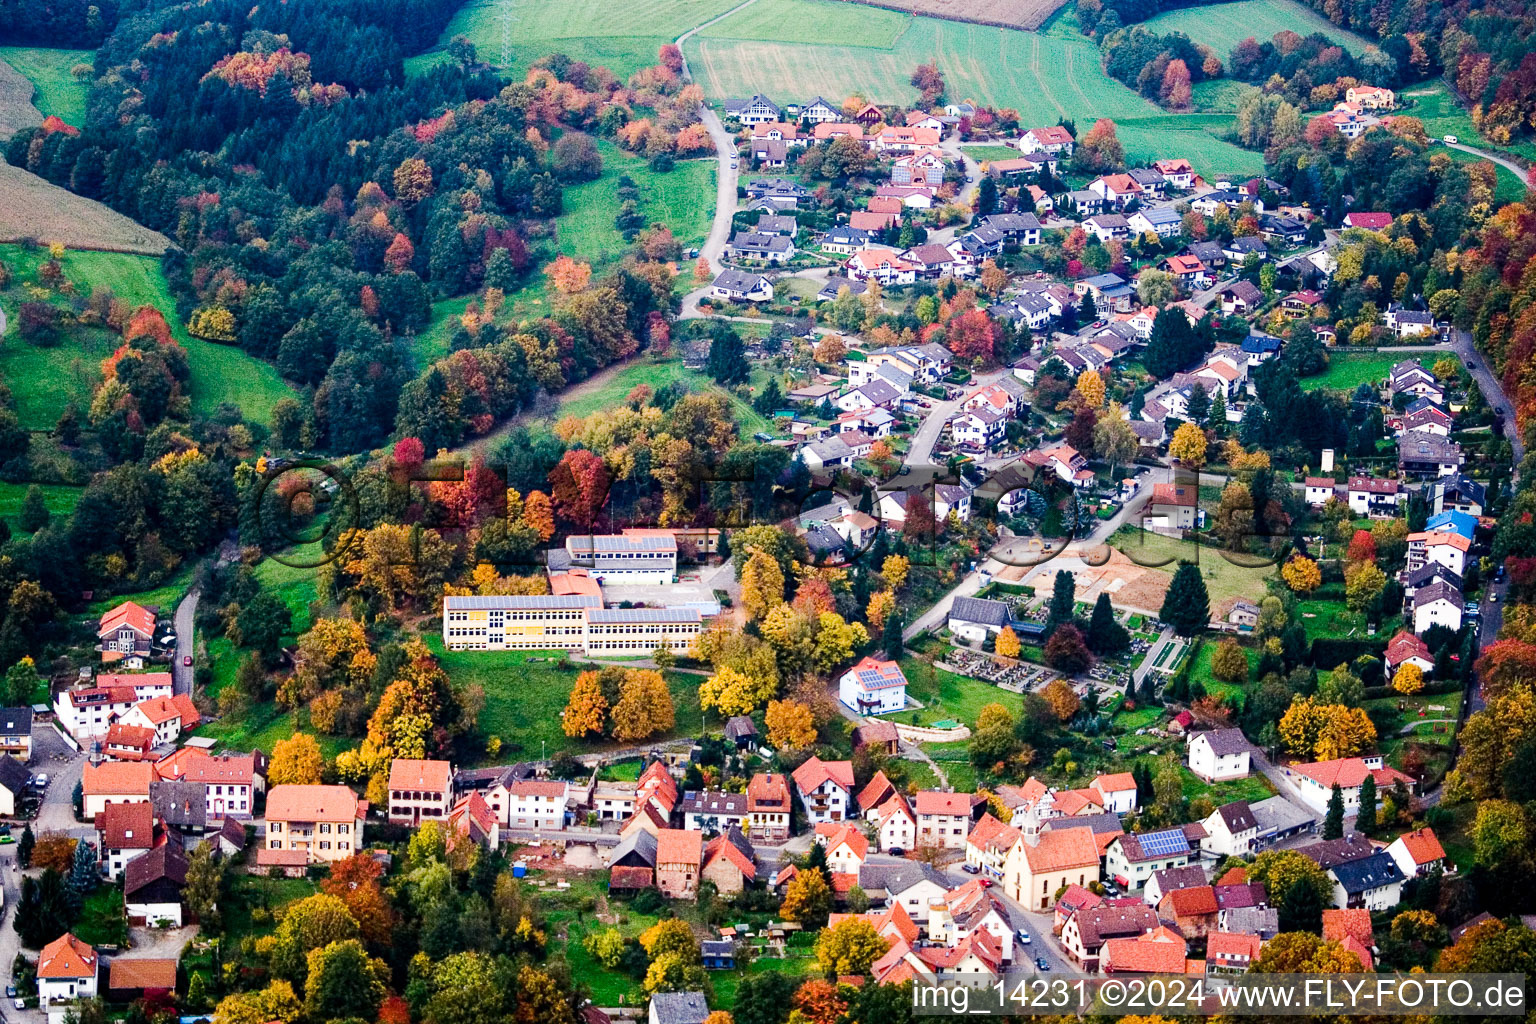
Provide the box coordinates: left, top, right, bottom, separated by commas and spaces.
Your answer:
0, 162, 170, 254
0, 58, 43, 139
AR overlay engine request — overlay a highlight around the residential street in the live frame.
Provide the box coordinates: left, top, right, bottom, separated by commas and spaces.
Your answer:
172, 589, 198, 697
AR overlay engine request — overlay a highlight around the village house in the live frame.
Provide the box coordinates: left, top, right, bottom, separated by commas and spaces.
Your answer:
1328, 851, 1405, 910
1347, 84, 1396, 108
1386, 307, 1436, 339
709, 269, 774, 303
98, 601, 157, 663
1398, 432, 1464, 477
1145, 482, 1198, 531
153, 748, 263, 822
1413, 580, 1465, 633
1343, 211, 1393, 230
1160, 254, 1211, 289
1219, 280, 1263, 316
837, 656, 908, 715
845, 247, 918, 284
1153, 158, 1196, 189
655, 828, 704, 899
1083, 213, 1130, 244
1385, 630, 1435, 677
793, 756, 854, 824
872, 792, 917, 852
1104, 826, 1204, 891
927, 879, 1017, 962
1088, 173, 1143, 207
0, 707, 31, 762
915, 791, 975, 850
1207, 931, 1263, 974
37, 933, 98, 1020
1386, 827, 1450, 877
81, 760, 155, 818
1345, 476, 1404, 518
501, 778, 570, 831
54, 673, 175, 745
816, 821, 870, 875
1091, 773, 1139, 815
701, 827, 756, 894
1201, 801, 1260, 858
1017, 126, 1074, 156
387, 758, 453, 826
1003, 826, 1100, 912
93, 801, 166, 880
1304, 477, 1340, 506
947, 596, 1011, 643
723, 94, 781, 124
1159, 885, 1219, 938
1285, 756, 1416, 814
747, 773, 792, 841
966, 813, 1022, 879
265, 784, 367, 864
1060, 903, 1159, 972
818, 226, 875, 255
892, 148, 946, 186
1389, 360, 1443, 398
1142, 864, 1207, 908
1405, 529, 1471, 577
1188, 729, 1251, 782
725, 230, 795, 264
681, 791, 749, 834
1322, 909, 1376, 969
125, 843, 188, 927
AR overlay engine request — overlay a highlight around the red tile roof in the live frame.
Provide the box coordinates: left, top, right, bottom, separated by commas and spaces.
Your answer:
38, 933, 96, 979
793, 756, 854, 795
656, 827, 704, 866
1290, 758, 1414, 790
1161, 885, 1218, 917
1322, 908, 1374, 948
83, 759, 156, 796
94, 801, 157, 849
266, 784, 365, 822
913, 791, 973, 816
1102, 936, 1189, 974
816, 822, 870, 860
1394, 827, 1446, 866
98, 602, 155, 639
1207, 930, 1262, 965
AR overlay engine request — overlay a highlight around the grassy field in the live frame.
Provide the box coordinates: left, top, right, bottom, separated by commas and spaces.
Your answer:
0, 245, 298, 428
899, 654, 1012, 729
1400, 83, 1536, 163
1299, 351, 1426, 393
0, 482, 83, 531
1107, 526, 1274, 610
0, 47, 92, 126
1179, 764, 1274, 804
1141, 0, 1375, 56
1186, 638, 1255, 701
1295, 595, 1368, 642
922, 739, 979, 792
965, 145, 1027, 163
1191, 79, 1258, 113
86, 561, 197, 615
556, 142, 715, 269
424, 635, 705, 761
688, 0, 1261, 176
1114, 120, 1265, 178
405, 0, 743, 78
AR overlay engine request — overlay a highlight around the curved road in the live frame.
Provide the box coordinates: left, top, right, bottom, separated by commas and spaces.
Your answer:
1444, 140, 1528, 185
673, 0, 759, 274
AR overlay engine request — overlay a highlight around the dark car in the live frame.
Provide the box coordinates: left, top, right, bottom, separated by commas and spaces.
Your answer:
183, 655, 193, 666
1036, 957, 1051, 971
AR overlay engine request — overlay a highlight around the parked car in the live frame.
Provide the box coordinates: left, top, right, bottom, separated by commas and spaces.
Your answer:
5, 987, 16, 999
1035, 957, 1051, 971
887, 847, 905, 856
1443, 134, 1459, 144
961, 863, 981, 874
183, 655, 193, 666
29, 774, 47, 789
1018, 930, 1032, 945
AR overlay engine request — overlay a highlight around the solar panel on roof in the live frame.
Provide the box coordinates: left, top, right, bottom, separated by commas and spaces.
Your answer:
1138, 829, 1190, 857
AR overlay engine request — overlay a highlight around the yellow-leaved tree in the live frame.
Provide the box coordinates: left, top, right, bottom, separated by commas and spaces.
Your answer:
1075, 369, 1105, 408
1281, 555, 1322, 594
995, 625, 1021, 658
699, 666, 772, 717
562, 671, 609, 737
766, 699, 816, 748
1392, 662, 1425, 695
1169, 422, 1207, 467
740, 550, 786, 621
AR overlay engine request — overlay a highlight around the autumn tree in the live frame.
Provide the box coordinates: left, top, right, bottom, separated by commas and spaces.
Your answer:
1160, 59, 1193, 109
1169, 422, 1207, 466
995, 626, 1021, 658
882, 555, 910, 591
1282, 555, 1322, 594
766, 699, 816, 748
815, 918, 890, 976
781, 867, 832, 925
610, 670, 675, 742
546, 254, 593, 295
700, 665, 774, 717
1344, 561, 1387, 611
562, 671, 609, 737
741, 550, 786, 621
1040, 677, 1083, 720
1392, 663, 1425, 695
1074, 118, 1124, 172
320, 854, 393, 945
1346, 529, 1377, 564
269, 733, 325, 786
1076, 369, 1105, 407
1211, 639, 1250, 683
1278, 697, 1376, 760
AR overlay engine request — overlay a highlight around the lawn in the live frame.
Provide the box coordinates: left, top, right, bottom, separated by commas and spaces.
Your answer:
425, 635, 705, 761
0, 47, 93, 127
962, 145, 1024, 163
225, 874, 319, 946
1299, 352, 1427, 393
1141, 0, 1375, 56
405, 0, 744, 79
0, 481, 82, 531
1295, 596, 1368, 642
556, 142, 715, 271
1445, 148, 1528, 206
538, 354, 773, 436
898, 655, 1011, 729
1191, 79, 1258, 113
1106, 526, 1274, 611
1178, 765, 1274, 805
1185, 639, 1255, 701
922, 740, 978, 793
0, 245, 297, 428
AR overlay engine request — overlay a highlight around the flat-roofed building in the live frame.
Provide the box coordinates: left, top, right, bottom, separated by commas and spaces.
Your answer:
565, 534, 677, 584
443, 594, 601, 651
584, 608, 703, 655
